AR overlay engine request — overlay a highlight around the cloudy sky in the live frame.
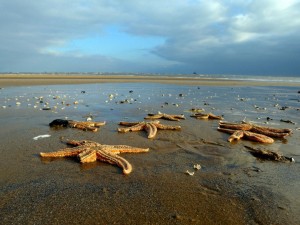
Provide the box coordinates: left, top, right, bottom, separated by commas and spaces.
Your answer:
1, 0, 300, 76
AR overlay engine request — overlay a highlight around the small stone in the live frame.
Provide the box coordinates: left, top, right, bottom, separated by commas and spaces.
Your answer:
194, 164, 201, 170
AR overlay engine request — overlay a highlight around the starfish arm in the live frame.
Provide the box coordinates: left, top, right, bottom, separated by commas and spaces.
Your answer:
145, 123, 158, 139
172, 114, 185, 119
40, 147, 85, 157
243, 131, 274, 144
250, 127, 290, 138
118, 122, 145, 133
144, 114, 163, 119
82, 121, 106, 127
162, 114, 180, 121
119, 121, 141, 126
191, 113, 210, 119
155, 123, 181, 130
78, 149, 97, 163
217, 127, 236, 134
208, 113, 223, 120
68, 121, 98, 132
228, 130, 244, 142
219, 122, 252, 130
96, 150, 132, 174
100, 145, 149, 154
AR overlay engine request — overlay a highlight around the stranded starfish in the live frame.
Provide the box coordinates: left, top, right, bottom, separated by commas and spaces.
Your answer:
118, 120, 181, 139
49, 119, 106, 132
217, 127, 275, 143
40, 139, 149, 174
191, 112, 223, 120
218, 121, 292, 143
145, 112, 185, 121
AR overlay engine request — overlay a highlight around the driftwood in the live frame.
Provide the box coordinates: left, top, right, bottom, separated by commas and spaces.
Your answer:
244, 146, 295, 162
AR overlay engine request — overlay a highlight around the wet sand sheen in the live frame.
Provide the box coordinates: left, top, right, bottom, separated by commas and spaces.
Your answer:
0, 79, 299, 224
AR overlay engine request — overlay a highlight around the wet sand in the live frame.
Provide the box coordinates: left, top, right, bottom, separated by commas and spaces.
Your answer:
0, 77, 299, 224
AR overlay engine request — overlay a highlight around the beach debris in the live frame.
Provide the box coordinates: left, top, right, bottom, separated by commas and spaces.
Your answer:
279, 106, 290, 110
33, 134, 51, 140
40, 139, 149, 175
185, 170, 195, 176
218, 121, 292, 143
194, 164, 201, 170
119, 99, 130, 104
49, 119, 106, 132
145, 112, 185, 121
191, 112, 223, 120
118, 120, 181, 139
280, 119, 296, 124
244, 146, 295, 162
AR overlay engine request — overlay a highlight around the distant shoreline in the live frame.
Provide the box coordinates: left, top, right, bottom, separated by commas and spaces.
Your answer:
1, 73, 299, 87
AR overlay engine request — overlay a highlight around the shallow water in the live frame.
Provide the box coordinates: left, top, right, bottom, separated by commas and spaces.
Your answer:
0, 83, 299, 224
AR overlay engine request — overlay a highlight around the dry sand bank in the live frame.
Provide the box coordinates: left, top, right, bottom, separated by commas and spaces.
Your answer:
1, 74, 299, 87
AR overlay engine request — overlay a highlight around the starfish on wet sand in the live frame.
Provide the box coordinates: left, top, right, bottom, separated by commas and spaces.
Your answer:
118, 120, 181, 139
217, 127, 275, 143
218, 121, 292, 143
49, 119, 106, 132
40, 139, 149, 174
219, 121, 292, 137
145, 112, 185, 121
191, 112, 223, 120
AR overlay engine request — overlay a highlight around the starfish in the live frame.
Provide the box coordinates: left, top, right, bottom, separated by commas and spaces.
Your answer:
40, 139, 149, 174
191, 112, 223, 120
219, 121, 292, 138
49, 119, 106, 132
144, 112, 185, 121
118, 120, 181, 139
217, 127, 275, 143
218, 121, 292, 143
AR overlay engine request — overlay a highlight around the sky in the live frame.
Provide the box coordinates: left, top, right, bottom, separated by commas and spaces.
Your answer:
0, 0, 300, 76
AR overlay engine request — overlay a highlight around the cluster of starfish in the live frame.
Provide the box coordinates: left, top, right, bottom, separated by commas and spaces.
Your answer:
218, 121, 292, 143
42, 112, 294, 175
40, 139, 149, 174
118, 120, 181, 139
49, 119, 106, 132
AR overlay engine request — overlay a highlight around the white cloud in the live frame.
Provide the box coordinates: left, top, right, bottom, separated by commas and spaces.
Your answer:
0, 0, 300, 74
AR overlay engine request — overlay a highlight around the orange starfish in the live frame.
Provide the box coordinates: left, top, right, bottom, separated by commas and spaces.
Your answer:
40, 139, 149, 174
118, 120, 181, 139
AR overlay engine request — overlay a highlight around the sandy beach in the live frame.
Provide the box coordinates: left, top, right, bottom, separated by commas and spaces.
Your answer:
0, 75, 299, 224
1, 73, 300, 87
